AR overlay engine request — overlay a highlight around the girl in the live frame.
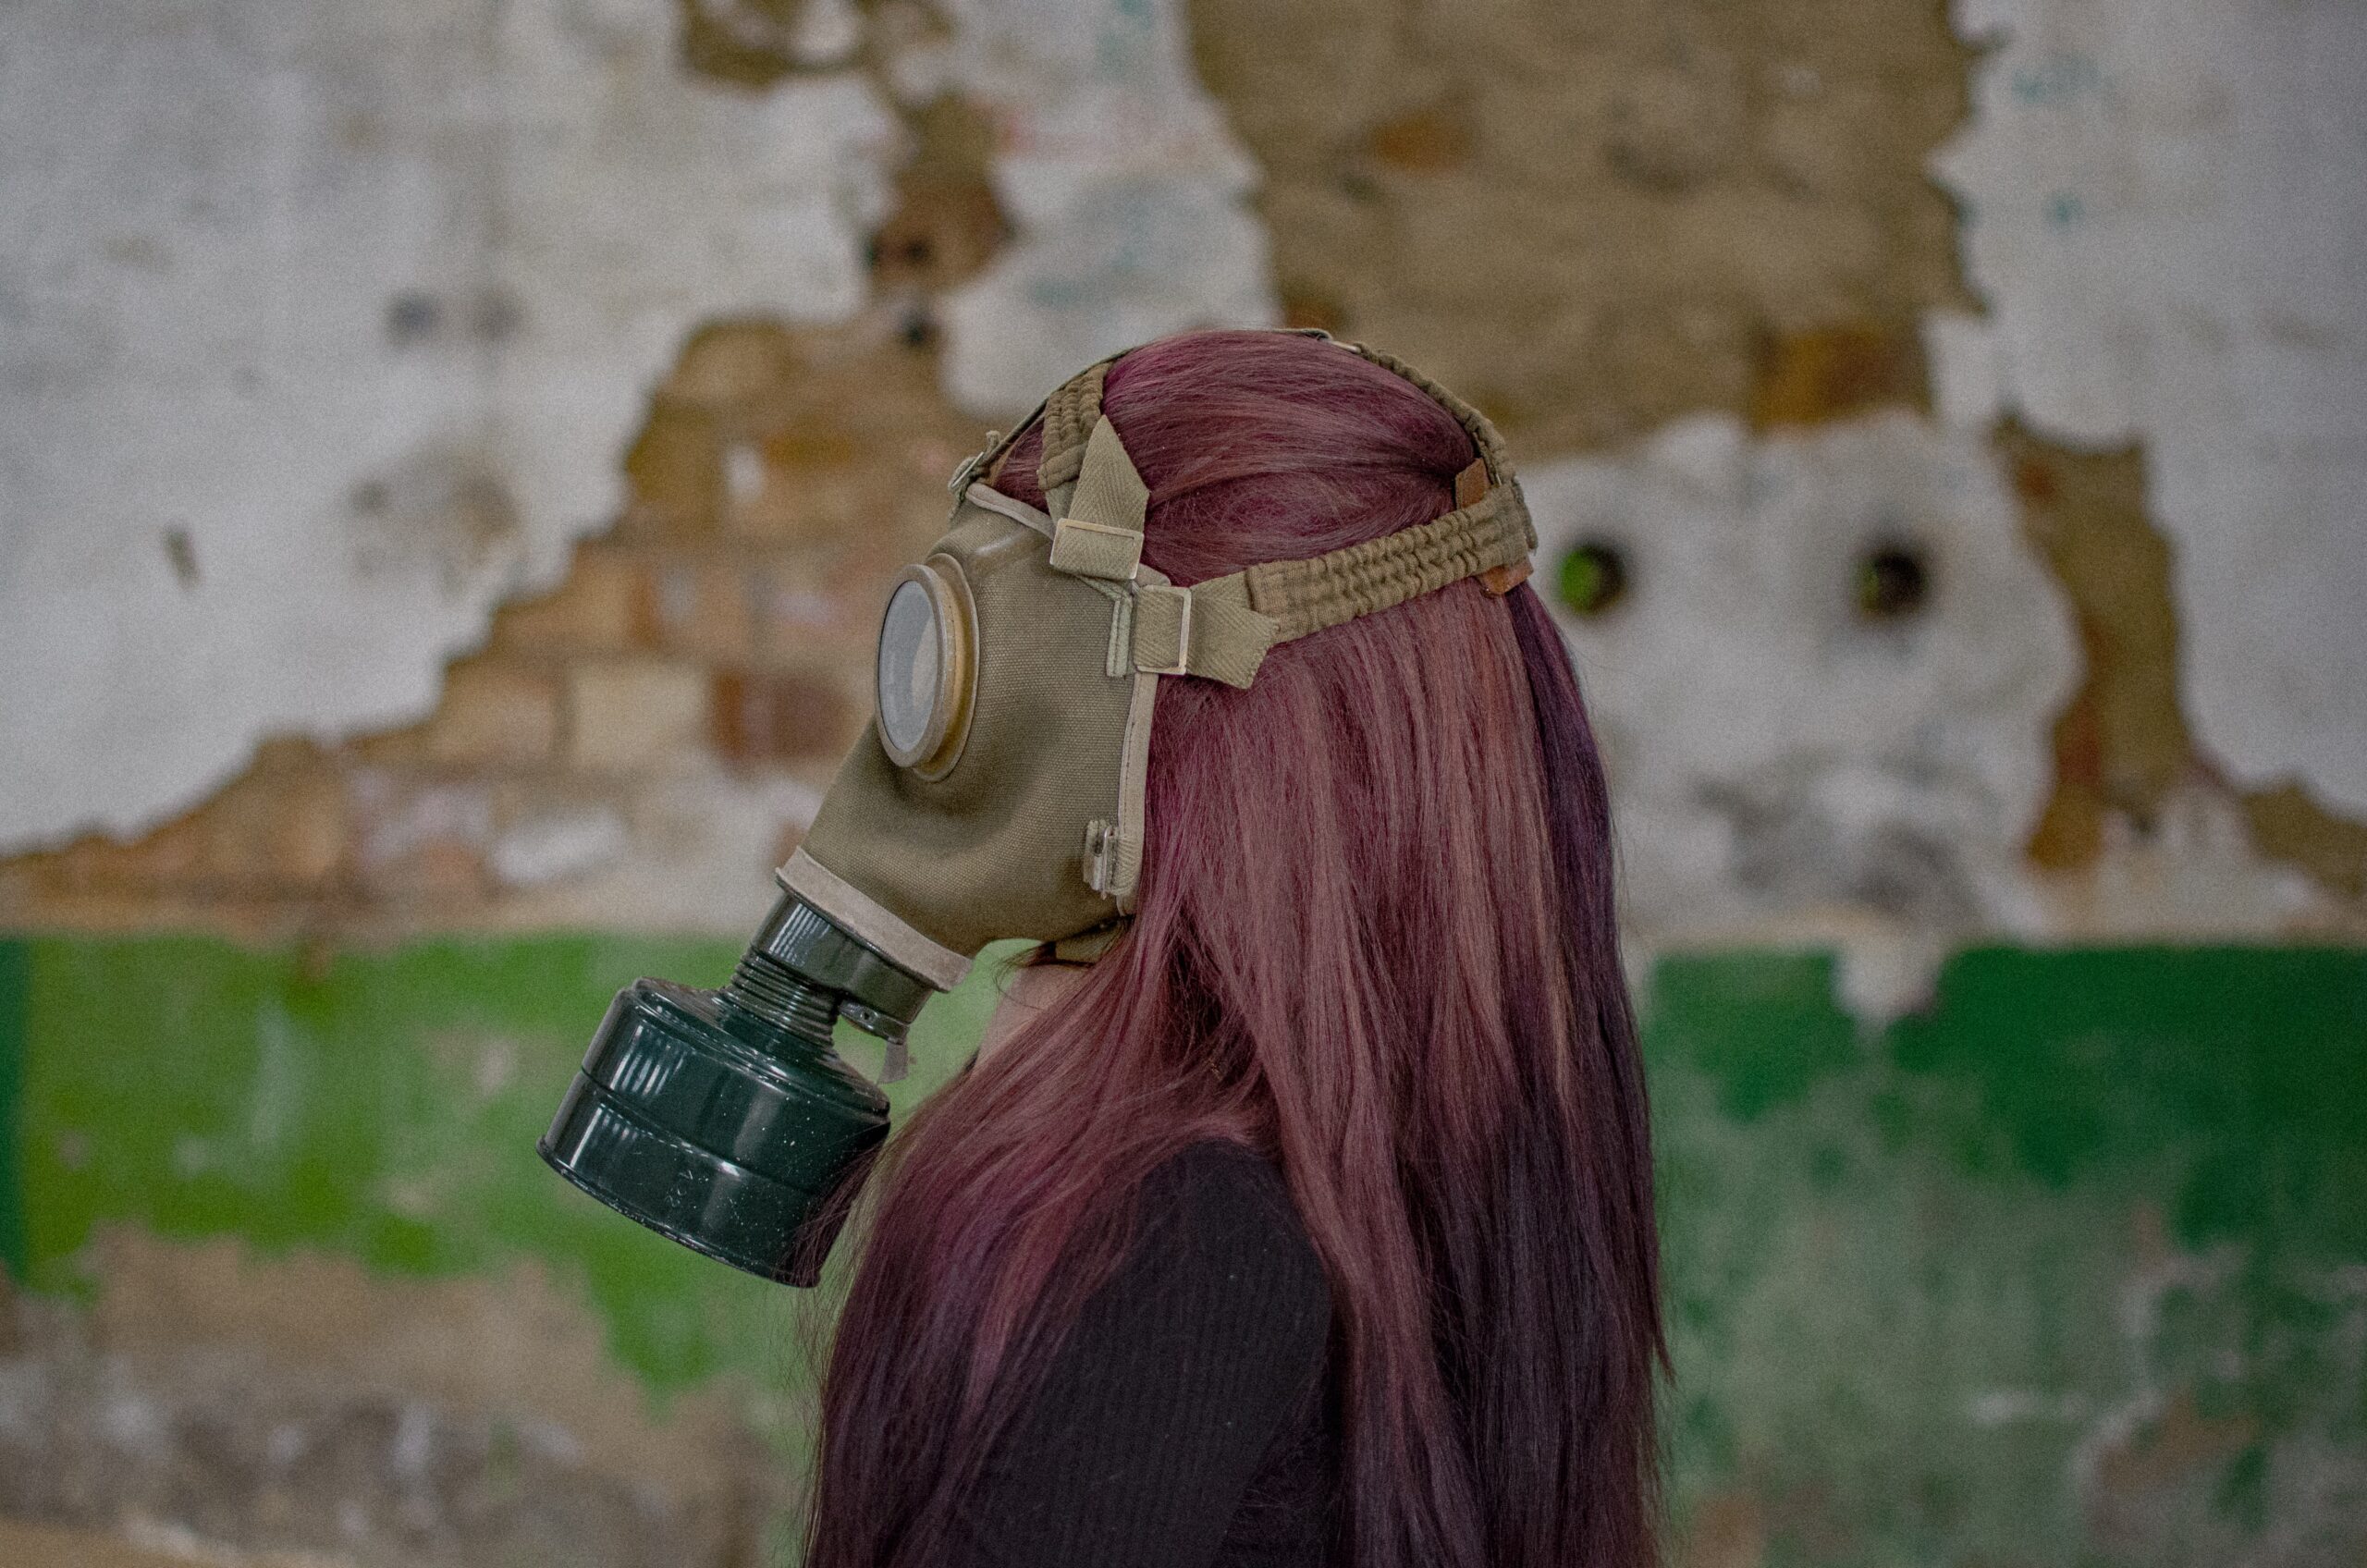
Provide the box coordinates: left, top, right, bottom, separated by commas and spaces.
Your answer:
803, 328, 1662, 1568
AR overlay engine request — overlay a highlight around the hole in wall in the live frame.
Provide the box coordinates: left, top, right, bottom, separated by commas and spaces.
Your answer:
1855, 544, 1930, 620
1554, 540, 1629, 618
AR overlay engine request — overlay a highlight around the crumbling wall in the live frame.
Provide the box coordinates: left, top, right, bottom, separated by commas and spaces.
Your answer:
2, 0, 2365, 1564
0, 0, 898, 856
1930, 0, 2367, 820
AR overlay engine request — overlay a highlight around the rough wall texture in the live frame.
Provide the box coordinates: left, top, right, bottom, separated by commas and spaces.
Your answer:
1187, 0, 1974, 452
3, 0, 2365, 1563
4, 0, 2360, 947
3, 938, 2361, 1567
0, 0, 898, 855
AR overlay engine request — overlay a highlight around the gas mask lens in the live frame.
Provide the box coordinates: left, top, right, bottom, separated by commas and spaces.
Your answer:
875, 557, 975, 778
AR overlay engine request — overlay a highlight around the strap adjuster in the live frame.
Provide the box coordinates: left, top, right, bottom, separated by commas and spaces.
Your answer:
1133, 583, 1194, 677
1049, 516, 1146, 581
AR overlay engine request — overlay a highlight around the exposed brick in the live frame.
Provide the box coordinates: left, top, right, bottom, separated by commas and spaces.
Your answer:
711, 669, 855, 766
1751, 322, 1928, 427
567, 660, 712, 772
645, 559, 757, 666
668, 320, 801, 410
423, 658, 562, 766
180, 743, 350, 889
623, 403, 725, 536
1366, 102, 1474, 174
489, 547, 650, 655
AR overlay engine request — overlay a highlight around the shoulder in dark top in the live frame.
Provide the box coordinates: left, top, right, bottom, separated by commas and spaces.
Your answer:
941, 1140, 1336, 1568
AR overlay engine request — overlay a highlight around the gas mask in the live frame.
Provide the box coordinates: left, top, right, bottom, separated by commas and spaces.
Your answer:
539, 331, 1537, 1286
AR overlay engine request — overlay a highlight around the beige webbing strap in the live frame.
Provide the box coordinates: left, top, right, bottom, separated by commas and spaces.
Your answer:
1130, 577, 1280, 689
1330, 337, 1534, 547
1048, 417, 1149, 581
1037, 361, 1115, 496
981, 328, 1539, 690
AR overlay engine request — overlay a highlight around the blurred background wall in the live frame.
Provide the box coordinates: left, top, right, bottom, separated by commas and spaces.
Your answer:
1, 0, 2362, 1563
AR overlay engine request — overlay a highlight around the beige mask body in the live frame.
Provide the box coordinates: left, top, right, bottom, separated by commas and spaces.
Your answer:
787, 496, 1134, 983
781, 329, 1534, 998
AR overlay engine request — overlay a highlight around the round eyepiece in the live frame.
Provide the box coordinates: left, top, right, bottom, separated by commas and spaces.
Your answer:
874, 557, 975, 778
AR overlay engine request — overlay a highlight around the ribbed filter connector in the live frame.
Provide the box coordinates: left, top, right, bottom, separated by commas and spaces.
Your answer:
719, 949, 840, 1052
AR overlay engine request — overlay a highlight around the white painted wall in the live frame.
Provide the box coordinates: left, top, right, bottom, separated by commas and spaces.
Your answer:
1930, 0, 2367, 814
0, 0, 897, 851
914, 0, 1281, 415
1528, 412, 2079, 941
0, 0, 1282, 854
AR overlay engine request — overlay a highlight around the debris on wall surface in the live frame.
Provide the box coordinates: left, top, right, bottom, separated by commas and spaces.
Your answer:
0, 0, 898, 854
1528, 411, 2080, 943
1929, 0, 2367, 815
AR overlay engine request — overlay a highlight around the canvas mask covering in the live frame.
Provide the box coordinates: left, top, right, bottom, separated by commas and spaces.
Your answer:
538, 332, 1538, 1286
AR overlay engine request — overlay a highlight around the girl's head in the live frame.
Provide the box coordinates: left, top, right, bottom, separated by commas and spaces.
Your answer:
806, 328, 1662, 1568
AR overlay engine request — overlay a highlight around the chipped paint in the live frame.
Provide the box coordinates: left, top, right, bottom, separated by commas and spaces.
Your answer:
917, 0, 1281, 414
0, 0, 899, 853
1930, 0, 2367, 815
4, 937, 2363, 1562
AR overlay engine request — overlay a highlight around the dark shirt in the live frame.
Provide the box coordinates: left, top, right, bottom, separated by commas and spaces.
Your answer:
942, 1141, 1337, 1567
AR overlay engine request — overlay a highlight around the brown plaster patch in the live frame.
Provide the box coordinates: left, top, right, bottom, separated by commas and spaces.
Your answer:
868, 94, 1012, 298
1186, 0, 1978, 451
1678, 1488, 1766, 1568
678, 0, 815, 91
1995, 422, 2194, 870
1750, 323, 1928, 429
2241, 783, 2367, 902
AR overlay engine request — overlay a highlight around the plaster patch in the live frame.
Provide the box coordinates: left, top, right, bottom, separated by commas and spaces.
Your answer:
1530, 411, 2079, 938
0, 0, 899, 851
914, 0, 1279, 415
1931, 0, 2367, 813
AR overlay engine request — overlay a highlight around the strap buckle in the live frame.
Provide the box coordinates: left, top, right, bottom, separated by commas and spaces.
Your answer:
1133, 583, 1194, 677
1049, 515, 1146, 581
946, 433, 1002, 497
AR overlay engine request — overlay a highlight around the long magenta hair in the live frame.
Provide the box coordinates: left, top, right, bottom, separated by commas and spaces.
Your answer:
803, 329, 1662, 1568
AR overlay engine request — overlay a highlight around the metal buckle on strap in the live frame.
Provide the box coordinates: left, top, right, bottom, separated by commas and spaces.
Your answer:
1134, 583, 1193, 677
946, 434, 1002, 497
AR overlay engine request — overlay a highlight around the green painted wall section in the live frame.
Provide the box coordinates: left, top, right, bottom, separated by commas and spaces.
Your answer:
0, 934, 1004, 1393
1, 937, 2362, 1563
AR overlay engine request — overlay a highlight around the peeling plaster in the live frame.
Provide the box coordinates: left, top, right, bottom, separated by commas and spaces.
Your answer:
0, 0, 898, 852
906, 0, 1280, 415
1529, 411, 2079, 940
1929, 0, 2367, 814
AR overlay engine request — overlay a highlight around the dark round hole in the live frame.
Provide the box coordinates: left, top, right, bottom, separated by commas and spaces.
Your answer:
385, 291, 440, 345
1554, 540, 1628, 618
1856, 545, 1930, 619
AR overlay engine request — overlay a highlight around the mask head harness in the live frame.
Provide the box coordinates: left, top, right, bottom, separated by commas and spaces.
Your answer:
539, 329, 1537, 1285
